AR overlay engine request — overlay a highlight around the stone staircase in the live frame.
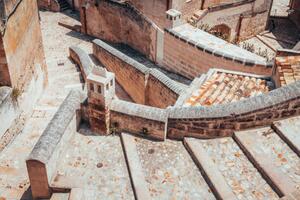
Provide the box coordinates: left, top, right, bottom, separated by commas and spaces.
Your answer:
42, 115, 300, 199
187, 9, 208, 25
57, 0, 70, 11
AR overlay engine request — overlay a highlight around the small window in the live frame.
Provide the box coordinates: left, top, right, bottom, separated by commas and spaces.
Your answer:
110, 80, 113, 86
106, 84, 109, 90
90, 83, 94, 91
97, 85, 102, 94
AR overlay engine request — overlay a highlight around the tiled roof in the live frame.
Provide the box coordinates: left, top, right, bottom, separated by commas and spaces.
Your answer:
184, 72, 269, 107
275, 55, 300, 86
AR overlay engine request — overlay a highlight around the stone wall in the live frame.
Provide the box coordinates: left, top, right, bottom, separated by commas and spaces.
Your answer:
93, 39, 183, 108
238, 11, 269, 41
167, 80, 300, 139
1, 0, 47, 91
146, 70, 181, 108
37, 0, 60, 11
93, 40, 148, 104
81, 0, 159, 61
163, 30, 272, 79
172, 0, 203, 19
110, 99, 167, 140
197, 0, 272, 41
26, 90, 82, 199
128, 0, 168, 28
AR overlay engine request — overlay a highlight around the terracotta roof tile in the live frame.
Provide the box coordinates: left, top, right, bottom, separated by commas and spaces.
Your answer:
184, 72, 269, 107
276, 55, 300, 86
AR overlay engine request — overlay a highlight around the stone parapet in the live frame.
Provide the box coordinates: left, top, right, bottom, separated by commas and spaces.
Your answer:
110, 99, 167, 140
26, 90, 82, 199
167, 80, 300, 139
69, 46, 93, 82
164, 28, 273, 68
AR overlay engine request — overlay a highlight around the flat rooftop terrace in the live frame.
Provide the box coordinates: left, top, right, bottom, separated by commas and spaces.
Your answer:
170, 24, 266, 63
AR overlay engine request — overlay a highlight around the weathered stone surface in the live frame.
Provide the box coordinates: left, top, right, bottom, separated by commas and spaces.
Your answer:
134, 137, 215, 199
273, 116, 300, 156
27, 90, 81, 164
121, 133, 152, 200
185, 137, 278, 200
51, 129, 134, 200
235, 127, 300, 197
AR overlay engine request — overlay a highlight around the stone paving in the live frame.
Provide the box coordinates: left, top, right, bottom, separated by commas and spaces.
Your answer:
273, 116, 300, 155
0, 10, 92, 199
194, 137, 279, 200
51, 128, 134, 200
235, 127, 300, 194
135, 137, 215, 200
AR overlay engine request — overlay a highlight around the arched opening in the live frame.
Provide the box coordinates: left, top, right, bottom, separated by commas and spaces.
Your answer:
210, 24, 231, 41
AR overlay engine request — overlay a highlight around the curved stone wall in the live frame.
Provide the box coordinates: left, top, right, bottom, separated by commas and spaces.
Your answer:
167, 80, 300, 139
163, 28, 273, 79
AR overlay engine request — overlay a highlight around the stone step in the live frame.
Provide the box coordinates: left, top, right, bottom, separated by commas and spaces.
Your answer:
50, 133, 135, 199
50, 192, 70, 200
128, 135, 215, 199
69, 188, 103, 200
121, 133, 152, 200
272, 116, 300, 157
234, 127, 300, 197
184, 137, 278, 200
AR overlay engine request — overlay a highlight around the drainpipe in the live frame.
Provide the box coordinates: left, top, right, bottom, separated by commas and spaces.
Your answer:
201, 0, 205, 9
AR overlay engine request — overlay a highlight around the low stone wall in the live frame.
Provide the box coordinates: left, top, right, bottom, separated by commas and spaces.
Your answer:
26, 90, 82, 199
110, 99, 167, 140
163, 30, 273, 79
0, 87, 18, 138
167, 80, 300, 139
69, 46, 93, 82
37, 0, 60, 12
93, 39, 184, 108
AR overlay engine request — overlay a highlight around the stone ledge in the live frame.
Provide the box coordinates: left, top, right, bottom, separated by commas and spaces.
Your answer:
69, 46, 93, 81
27, 90, 82, 164
208, 0, 255, 12
110, 99, 167, 122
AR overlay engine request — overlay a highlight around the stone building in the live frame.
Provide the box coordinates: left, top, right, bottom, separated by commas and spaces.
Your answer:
0, 0, 47, 138
0, 0, 47, 90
